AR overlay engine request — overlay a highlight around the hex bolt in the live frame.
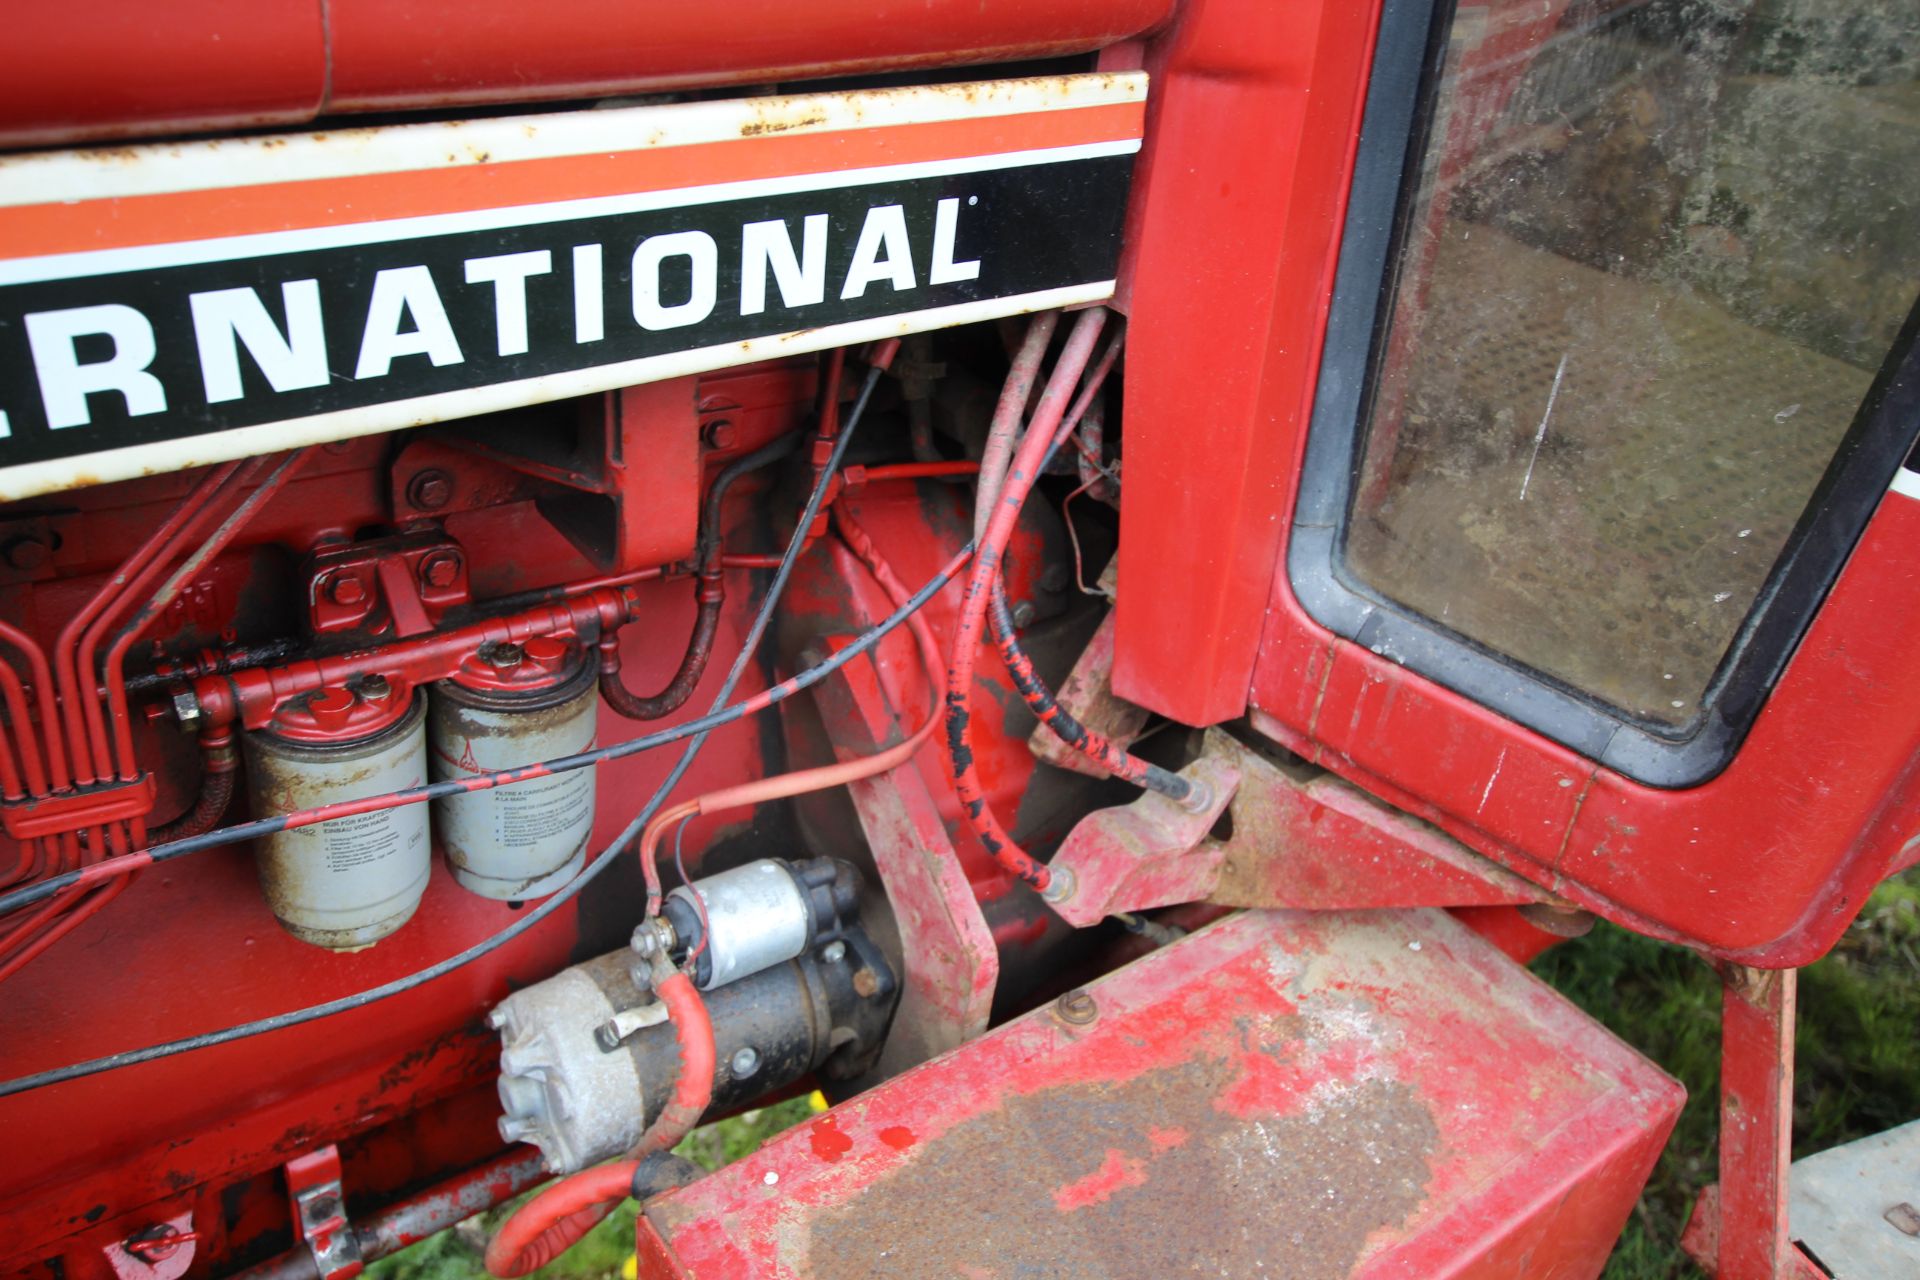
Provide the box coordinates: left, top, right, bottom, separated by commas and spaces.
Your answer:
357, 674, 393, 702
1010, 599, 1038, 629
326, 573, 367, 606
730, 1046, 761, 1079
851, 968, 881, 998
419, 550, 463, 589
630, 917, 674, 959
701, 418, 738, 449
820, 940, 847, 965
1055, 989, 1098, 1025
486, 642, 525, 671
407, 469, 454, 511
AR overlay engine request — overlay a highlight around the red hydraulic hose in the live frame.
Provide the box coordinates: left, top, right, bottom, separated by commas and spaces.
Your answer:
484, 964, 714, 1278
149, 732, 238, 844
986, 577, 1190, 801
482, 1160, 636, 1279
974, 313, 1059, 541
629, 967, 717, 1155
944, 307, 1109, 893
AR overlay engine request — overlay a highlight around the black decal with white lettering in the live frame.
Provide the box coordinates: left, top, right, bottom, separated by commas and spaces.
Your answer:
0, 155, 1129, 468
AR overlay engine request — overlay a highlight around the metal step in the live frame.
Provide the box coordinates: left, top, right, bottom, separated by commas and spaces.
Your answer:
1790, 1119, 1920, 1278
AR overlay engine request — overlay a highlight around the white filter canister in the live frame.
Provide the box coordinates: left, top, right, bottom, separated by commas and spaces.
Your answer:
429, 654, 596, 901
246, 692, 431, 951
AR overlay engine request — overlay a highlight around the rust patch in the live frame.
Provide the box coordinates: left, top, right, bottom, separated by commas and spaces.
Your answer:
793, 1060, 1437, 1280
739, 107, 830, 138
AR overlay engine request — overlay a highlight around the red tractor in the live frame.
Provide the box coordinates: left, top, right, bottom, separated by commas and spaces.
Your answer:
0, 1, 1914, 1276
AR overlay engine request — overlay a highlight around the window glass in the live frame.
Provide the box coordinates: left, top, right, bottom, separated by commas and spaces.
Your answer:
1345, 0, 1920, 726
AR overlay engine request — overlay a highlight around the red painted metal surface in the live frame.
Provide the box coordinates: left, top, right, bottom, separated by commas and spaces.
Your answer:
0, 0, 1175, 147
1247, 494, 1920, 966
1198, 732, 1548, 913
634, 908, 1682, 1277
1096, 0, 1920, 966
1044, 753, 1236, 927
283, 1147, 358, 1280
1, 2, 1907, 1273
1112, 0, 1384, 726
0, 3, 325, 148
1679, 970, 1829, 1280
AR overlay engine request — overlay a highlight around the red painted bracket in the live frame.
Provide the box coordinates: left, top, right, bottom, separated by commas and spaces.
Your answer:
1680, 968, 1830, 1280
286, 1145, 363, 1280
1046, 755, 1239, 928
1198, 731, 1547, 911
2, 774, 155, 840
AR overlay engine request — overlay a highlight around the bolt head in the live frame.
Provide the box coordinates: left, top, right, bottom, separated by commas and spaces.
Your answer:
729, 1046, 761, 1078
630, 918, 673, 958
326, 574, 367, 606
820, 940, 847, 965
1010, 600, 1038, 629
407, 470, 454, 511
1056, 989, 1098, 1025
485, 642, 525, 672
420, 551, 463, 590
171, 688, 202, 727
701, 419, 738, 450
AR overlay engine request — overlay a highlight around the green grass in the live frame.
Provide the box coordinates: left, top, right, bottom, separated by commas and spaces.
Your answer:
371, 873, 1920, 1280
1533, 868, 1920, 1278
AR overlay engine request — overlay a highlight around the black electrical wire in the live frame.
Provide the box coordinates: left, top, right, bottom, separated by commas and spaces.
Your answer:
629, 357, 887, 916
0, 355, 903, 1100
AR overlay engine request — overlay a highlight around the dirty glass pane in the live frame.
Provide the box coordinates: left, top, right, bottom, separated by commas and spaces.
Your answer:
1344, 0, 1920, 726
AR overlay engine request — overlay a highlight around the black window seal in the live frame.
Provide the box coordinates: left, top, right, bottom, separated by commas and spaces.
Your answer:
1286, 0, 1920, 789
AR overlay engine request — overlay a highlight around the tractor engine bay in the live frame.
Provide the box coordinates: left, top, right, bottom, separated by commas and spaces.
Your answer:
3, 2, 1916, 1276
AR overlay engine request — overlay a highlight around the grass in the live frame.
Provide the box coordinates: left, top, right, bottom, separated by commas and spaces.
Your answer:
371, 871, 1920, 1280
